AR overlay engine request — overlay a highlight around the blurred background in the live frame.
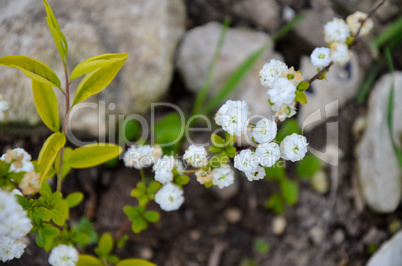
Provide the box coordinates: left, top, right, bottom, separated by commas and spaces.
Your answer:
1, 0, 402, 265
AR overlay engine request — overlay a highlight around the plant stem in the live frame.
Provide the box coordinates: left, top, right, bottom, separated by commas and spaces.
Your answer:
140, 168, 146, 184
57, 63, 70, 192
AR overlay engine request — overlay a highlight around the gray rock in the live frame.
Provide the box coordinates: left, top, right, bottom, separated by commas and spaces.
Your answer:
298, 55, 362, 131
176, 22, 282, 116
0, 0, 185, 136
367, 230, 402, 266
357, 73, 402, 213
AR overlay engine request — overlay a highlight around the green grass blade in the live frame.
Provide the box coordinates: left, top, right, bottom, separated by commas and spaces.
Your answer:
356, 62, 382, 104
271, 12, 308, 42
192, 17, 230, 115
385, 46, 402, 167
202, 43, 268, 115
371, 16, 402, 48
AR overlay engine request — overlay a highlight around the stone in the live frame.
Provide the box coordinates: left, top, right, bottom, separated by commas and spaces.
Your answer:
310, 170, 329, 194
224, 207, 242, 224
357, 73, 402, 213
232, 0, 281, 32
176, 21, 283, 117
309, 226, 324, 245
272, 216, 287, 235
298, 55, 362, 131
0, 0, 185, 136
367, 230, 402, 266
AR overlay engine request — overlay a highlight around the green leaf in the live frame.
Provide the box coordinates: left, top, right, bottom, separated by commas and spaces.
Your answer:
34, 207, 53, 222
65, 192, 84, 208
146, 181, 161, 195
144, 211, 160, 223
72, 233, 89, 245
295, 90, 307, 104
32, 80, 59, 132
107, 255, 120, 264
16, 194, 30, 209
280, 180, 299, 206
97, 232, 114, 256
71, 53, 129, 80
51, 199, 69, 226
38, 132, 66, 182
153, 113, 184, 154
68, 143, 123, 169
42, 224, 60, 238
36, 230, 46, 247
43, 0, 68, 63
264, 193, 285, 214
116, 234, 129, 249
0, 160, 10, 177
225, 132, 236, 147
117, 259, 156, 266
225, 146, 237, 158
0, 55, 60, 88
192, 17, 230, 115
209, 146, 223, 153
276, 119, 301, 142
72, 59, 127, 106
174, 175, 190, 186
132, 216, 148, 234
297, 81, 309, 91
77, 255, 103, 266
296, 154, 322, 180
211, 134, 225, 147
371, 16, 402, 48
253, 239, 270, 255
202, 43, 268, 115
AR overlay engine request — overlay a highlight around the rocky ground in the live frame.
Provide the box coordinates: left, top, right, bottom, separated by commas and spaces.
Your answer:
2, 0, 402, 265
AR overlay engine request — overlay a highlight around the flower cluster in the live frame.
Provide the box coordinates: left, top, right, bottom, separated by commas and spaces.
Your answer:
1, 148, 41, 195
48, 244, 79, 266
214, 100, 250, 136
124, 145, 162, 169
233, 117, 308, 180
311, 11, 374, 68
259, 59, 303, 122
0, 189, 32, 262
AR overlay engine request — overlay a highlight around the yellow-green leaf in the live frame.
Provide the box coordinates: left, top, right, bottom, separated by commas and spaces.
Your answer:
38, 132, 66, 182
68, 143, 123, 169
295, 90, 307, 104
97, 233, 114, 256
72, 59, 127, 106
0, 55, 60, 88
65, 192, 84, 208
77, 255, 103, 266
70, 53, 129, 80
43, 0, 67, 62
117, 259, 156, 266
54, 147, 73, 180
32, 80, 59, 132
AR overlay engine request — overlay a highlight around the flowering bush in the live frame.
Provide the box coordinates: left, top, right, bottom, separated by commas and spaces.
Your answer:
0, 0, 379, 264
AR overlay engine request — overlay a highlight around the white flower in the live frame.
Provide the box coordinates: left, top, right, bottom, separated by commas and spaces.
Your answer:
215, 100, 250, 136
153, 155, 176, 184
0, 190, 32, 239
346, 11, 373, 36
48, 245, 79, 266
267, 78, 296, 106
234, 149, 259, 174
324, 18, 351, 44
183, 145, 208, 167
124, 145, 162, 169
252, 118, 277, 144
211, 165, 235, 189
155, 183, 184, 211
1, 148, 34, 173
330, 42, 351, 66
195, 169, 212, 185
19, 171, 41, 195
281, 67, 304, 86
259, 59, 288, 88
255, 142, 281, 167
310, 47, 332, 68
245, 166, 266, 181
0, 236, 26, 262
271, 103, 296, 122
280, 133, 308, 162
